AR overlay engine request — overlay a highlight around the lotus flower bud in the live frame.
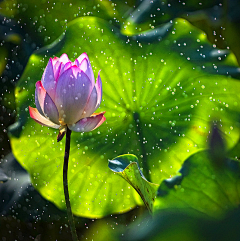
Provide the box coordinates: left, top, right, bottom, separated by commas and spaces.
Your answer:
29, 53, 106, 141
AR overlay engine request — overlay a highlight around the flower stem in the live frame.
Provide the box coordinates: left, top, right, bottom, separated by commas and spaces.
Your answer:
63, 127, 78, 241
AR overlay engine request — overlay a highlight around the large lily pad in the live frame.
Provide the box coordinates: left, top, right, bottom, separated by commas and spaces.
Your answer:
9, 16, 240, 217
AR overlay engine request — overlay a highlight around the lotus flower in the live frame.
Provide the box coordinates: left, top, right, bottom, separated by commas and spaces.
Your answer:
29, 53, 106, 141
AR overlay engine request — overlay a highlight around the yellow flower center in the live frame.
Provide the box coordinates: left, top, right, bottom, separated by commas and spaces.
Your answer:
59, 124, 67, 134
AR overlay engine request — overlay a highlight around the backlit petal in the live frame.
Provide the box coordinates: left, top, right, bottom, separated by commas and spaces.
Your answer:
63, 62, 73, 71
52, 56, 59, 65
35, 81, 45, 116
29, 106, 60, 129
77, 52, 88, 64
41, 58, 57, 102
54, 62, 63, 81
82, 86, 98, 118
74, 59, 79, 66
71, 65, 81, 78
55, 67, 93, 124
81, 72, 102, 118
35, 81, 59, 124
43, 94, 60, 124
59, 53, 70, 64
95, 71, 102, 110
68, 112, 106, 132
79, 57, 94, 84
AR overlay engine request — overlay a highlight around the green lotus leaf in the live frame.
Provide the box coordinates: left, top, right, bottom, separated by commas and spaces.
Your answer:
155, 149, 240, 218
108, 154, 159, 213
9, 16, 240, 217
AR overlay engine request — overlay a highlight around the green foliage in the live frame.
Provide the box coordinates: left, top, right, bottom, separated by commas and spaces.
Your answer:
9, 15, 240, 218
108, 128, 240, 219
155, 150, 240, 218
109, 154, 159, 213
121, 146, 240, 241
111, 127, 240, 240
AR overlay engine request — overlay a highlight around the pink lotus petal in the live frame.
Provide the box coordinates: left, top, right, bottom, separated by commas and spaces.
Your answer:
29, 106, 60, 129
35, 81, 59, 124
77, 53, 94, 83
74, 59, 79, 66
91, 112, 106, 130
80, 71, 102, 118
53, 60, 60, 72
52, 56, 59, 65
71, 65, 81, 78
79, 58, 88, 71
79, 58, 94, 83
59, 53, 70, 64
54, 68, 93, 124
54, 62, 63, 81
41, 58, 56, 102
77, 52, 89, 64
52, 60, 64, 81
95, 71, 102, 110
43, 94, 60, 124
35, 81, 46, 116
68, 112, 106, 132
64, 62, 73, 71
81, 86, 98, 118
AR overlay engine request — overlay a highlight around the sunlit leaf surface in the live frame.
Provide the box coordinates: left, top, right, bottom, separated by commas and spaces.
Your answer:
9, 16, 240, 217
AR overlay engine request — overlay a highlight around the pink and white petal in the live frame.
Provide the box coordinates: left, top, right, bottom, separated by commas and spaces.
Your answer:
74, 59, 79, 66
43, 94, 60, 124
71, 65, 81, 78
68, 112, 106, 132
35, 81, 60, 124
91, 112, 106, 130
95, 71, 102, 109
81, 86, 98, 118
52, 60, 64, 80
54, 68, 93, 124
53, 60, 60, 72
52, 57, 59, 65
77, 52, 89, 64
41, 58, 57, 102
35, 81, 46, 115
57, 62, 67, 80
59, 53, 70, 64
29, 106, 60, 129
79, 58, 94, 84
63, 62, 73, 71
54, 62, 63, 81
35, 81, 45, 116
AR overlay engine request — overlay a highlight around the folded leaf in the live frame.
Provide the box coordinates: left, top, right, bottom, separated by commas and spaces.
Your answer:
109, 155, 159, 213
